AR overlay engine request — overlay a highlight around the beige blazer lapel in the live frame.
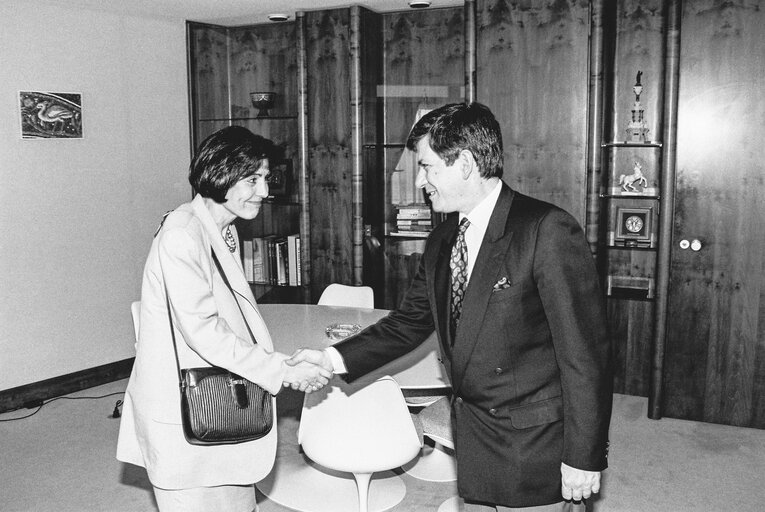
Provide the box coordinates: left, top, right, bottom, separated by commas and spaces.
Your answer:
191, 196, 273, 351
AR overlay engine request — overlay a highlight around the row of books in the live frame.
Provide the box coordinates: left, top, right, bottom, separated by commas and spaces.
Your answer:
242, 234, 302, 286
390, 204, 433, 238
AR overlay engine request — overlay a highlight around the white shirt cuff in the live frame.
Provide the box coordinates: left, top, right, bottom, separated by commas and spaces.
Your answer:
324, 347, 347, 374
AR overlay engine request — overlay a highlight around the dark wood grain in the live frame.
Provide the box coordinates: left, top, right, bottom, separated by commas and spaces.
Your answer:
663, 0, 765, 428
476, 0, 590, 223
305, 9, 354, 301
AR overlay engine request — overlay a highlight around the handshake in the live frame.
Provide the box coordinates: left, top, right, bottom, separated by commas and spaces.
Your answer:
281, 348, 334, 393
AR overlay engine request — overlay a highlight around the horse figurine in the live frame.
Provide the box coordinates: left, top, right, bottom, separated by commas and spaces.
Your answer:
619, 162, 648, 192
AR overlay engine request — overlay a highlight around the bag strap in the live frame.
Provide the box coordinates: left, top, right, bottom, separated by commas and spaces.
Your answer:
164, 246, 258, 388
210, 249, 259, 347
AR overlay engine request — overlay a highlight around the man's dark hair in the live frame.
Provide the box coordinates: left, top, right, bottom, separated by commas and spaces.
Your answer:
405, 102, 503, 179
189, 126, 276, 203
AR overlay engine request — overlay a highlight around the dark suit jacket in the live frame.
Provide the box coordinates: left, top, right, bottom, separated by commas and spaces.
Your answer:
334, 184, 612, 507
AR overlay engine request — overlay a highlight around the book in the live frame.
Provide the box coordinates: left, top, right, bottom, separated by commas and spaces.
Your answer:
252, 237, 266, 284
287, 234, 300, 286
243, 239, 254, 283
294, 236, 302, 285
275, 237, 288, 286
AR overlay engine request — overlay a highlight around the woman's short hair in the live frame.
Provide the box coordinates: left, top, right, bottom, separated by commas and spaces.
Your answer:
406, 102, 503, 179
189, 126, 276, 203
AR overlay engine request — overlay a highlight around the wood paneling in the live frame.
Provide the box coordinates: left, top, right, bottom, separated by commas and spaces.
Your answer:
663, 0, 765, 428
476, 0, 590, 223
305, 9, 354, 301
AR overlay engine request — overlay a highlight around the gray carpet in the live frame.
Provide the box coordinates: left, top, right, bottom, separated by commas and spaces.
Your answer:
1, 380, 763, 512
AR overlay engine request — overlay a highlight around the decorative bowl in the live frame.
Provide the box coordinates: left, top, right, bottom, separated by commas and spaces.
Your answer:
325, 323, 362, 342
250, 91, 276, 117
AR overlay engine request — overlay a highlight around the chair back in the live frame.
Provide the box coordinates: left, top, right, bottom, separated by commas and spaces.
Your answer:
298, 375, 421, 474
130, 301, 141, 343
318, 283, 374, 308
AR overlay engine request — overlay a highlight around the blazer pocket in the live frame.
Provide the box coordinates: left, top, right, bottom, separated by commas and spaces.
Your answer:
487, 285, 522, 304
508, 396, 563, 429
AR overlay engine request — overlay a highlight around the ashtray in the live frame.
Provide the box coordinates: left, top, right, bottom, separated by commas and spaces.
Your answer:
325, 323, 362, 341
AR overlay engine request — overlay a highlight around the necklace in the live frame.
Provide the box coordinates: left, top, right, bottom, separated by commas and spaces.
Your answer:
224, 226, 236, 253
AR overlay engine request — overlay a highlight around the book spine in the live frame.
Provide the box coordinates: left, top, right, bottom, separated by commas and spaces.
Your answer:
252, 238, 266, 284
287, 234, 299, 286
243, 240, 254, 283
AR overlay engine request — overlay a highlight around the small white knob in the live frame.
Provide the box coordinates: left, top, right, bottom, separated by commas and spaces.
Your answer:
691, 239, 702, 251
679, 239, 690, 250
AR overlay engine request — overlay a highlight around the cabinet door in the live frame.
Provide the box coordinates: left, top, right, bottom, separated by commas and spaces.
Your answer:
663, 2, 765, 428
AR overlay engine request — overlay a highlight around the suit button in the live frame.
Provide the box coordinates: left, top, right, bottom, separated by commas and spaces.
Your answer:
494, 367, 503, 375
489, 408, 498, 416
455, 397, 463, 404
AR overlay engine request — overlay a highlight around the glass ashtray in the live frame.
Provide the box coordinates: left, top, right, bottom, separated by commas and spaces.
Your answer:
325, 323, 362, 341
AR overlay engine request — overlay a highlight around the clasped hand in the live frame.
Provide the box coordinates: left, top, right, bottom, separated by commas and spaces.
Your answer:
282, 348, 333, 393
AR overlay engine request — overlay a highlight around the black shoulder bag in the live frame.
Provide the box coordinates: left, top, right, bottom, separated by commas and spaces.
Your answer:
166, 248, 274, 445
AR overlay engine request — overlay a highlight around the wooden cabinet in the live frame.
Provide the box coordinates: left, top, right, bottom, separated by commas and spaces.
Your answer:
187, 21, 307, 303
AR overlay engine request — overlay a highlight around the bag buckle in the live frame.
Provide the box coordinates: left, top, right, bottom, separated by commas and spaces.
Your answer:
229, 374, 249, 408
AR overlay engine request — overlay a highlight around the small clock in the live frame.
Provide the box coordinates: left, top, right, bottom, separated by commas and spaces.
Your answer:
624, 215, 644, 233
613, 206, 653, 247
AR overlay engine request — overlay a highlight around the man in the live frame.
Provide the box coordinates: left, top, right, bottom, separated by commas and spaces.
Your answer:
289, 102, 612, 511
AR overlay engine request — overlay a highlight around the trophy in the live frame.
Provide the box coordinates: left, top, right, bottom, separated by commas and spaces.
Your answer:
625, 71, 650, 143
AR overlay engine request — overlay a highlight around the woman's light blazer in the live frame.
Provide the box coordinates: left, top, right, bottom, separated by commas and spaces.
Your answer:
117, 194, 287, 489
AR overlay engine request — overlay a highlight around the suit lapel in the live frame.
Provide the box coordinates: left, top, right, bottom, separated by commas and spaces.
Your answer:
451, 185, 515, 394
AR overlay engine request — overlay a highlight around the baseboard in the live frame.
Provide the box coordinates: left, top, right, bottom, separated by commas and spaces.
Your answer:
0, 358, 134, 414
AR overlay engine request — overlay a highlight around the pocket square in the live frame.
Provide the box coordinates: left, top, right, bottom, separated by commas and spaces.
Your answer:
492, 276, 511, 291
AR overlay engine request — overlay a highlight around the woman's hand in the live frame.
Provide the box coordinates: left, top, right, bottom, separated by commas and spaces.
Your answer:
282, 359, 332, 393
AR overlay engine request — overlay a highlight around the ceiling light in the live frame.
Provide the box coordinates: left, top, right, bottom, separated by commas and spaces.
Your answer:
268, 13, 289, 22
408, 0, 431, 8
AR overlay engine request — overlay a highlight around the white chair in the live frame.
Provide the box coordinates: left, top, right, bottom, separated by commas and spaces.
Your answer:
318, 283, 374, 308
298, 375, 422, 512
405, 395, 458, 483
130, 301, 141, 345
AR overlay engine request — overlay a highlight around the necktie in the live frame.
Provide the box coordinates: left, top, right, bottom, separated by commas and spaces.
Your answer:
450, 217, 470, 337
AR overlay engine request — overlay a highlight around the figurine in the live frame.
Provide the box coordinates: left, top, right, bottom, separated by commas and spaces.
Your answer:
626, 70, 650, 143
619, 161, 648, 192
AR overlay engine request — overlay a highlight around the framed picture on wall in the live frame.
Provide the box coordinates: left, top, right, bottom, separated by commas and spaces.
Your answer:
268, 159, 291, 197
19, 91, 83, 139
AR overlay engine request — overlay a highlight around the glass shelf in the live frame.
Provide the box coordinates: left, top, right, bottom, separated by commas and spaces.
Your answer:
199, 115, 298, 122
363, 143, 406, 149
602, 141, 662, 148
600, 194, 660, 200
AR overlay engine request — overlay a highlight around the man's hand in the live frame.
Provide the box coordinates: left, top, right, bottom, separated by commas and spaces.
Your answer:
561, 462, 601, 501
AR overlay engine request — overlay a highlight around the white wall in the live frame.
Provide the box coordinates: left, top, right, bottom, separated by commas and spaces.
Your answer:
0, 1, 190, 390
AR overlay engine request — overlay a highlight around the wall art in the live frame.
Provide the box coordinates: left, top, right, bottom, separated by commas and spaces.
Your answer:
19, 91, 83, 139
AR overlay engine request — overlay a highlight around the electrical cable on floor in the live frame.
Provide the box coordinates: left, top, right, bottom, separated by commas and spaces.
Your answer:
0, 391, 125, 422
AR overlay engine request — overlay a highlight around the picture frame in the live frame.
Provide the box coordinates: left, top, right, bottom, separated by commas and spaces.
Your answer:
19, 91, 83, 139
268, 159, 291, 197
613, 206, 653, 247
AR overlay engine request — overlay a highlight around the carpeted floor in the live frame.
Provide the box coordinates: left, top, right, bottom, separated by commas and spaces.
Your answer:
1, 379, 763, 512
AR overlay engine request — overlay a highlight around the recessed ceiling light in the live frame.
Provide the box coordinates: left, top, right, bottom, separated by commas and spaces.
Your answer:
409, 0, 431, 8
268, 13, 289, 22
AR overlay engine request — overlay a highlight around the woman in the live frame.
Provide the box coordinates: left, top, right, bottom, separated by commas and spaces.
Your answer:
117, 126, 329, 512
